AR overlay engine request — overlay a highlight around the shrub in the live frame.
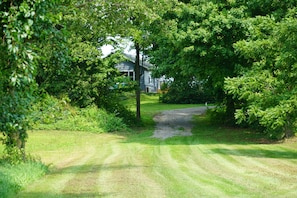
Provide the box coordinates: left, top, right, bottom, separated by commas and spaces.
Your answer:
0, 158, 48, 197
100, 112, 127, 132
104, 102, 137, 127
159, 79, 215, 104
30, 95, 128, 132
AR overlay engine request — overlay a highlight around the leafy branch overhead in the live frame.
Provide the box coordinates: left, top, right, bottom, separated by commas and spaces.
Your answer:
0, 0, 64, 161
149, 0, 297, 138
225, 7, 297, 139
1, 0, 297, 163
0, 0, 175, 161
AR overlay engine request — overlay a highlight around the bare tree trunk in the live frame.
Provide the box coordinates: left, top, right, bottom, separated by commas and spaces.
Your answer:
135, 42, 141, 122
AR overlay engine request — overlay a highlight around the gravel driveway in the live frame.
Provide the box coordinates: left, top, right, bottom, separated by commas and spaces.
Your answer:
152, 106, 208, 139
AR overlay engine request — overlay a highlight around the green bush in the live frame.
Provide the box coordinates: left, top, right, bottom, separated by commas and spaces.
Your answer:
30, 94, 73, 125
207, 105, 227, 125
100, 112, 127, 132
30, 95, 128, 132
0, 159, 48, 197
104, 102, 137, 127
159, 80, 215, 104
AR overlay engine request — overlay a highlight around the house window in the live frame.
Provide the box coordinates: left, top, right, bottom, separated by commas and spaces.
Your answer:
129, 71, 134, 81
121, 71, 134, 81
122, 72, 128, 77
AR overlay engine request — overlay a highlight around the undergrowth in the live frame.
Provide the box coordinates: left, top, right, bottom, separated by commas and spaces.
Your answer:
0, 159, 48, 197
30, 95, 127, 132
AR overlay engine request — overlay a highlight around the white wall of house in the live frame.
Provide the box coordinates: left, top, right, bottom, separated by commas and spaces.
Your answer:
113, 53, 170, 93
143, 70, 159, 93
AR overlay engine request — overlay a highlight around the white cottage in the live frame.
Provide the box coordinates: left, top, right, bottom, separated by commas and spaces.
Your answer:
115, 53, 163, 93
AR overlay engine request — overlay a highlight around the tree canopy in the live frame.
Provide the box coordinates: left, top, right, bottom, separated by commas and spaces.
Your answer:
225, 4, 297, 139
0, 0, 175, 160
148, 0, 248, 123
1, 0, 297, 161
0, 0, 67, 160
148, 0, 297, 138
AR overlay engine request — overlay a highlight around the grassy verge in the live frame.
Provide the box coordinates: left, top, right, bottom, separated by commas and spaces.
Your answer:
11, 116, 297, 198
1, 94, 297, 197
0, 159, 48, 197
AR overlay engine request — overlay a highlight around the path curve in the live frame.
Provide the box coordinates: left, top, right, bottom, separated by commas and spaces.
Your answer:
152, 106, 208, 139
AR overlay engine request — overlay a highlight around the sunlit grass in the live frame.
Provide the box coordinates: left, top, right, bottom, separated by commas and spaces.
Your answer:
1, 94, 297, 197
122, 92, 202, 129
0, 159, 48, 197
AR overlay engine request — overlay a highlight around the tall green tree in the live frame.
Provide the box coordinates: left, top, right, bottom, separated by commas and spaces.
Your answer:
94, 0, 174, 122
35, 1, 124, 107
0, 0, 64, 161
34, 0, 144, 125
225, 5, 297, 139
149, 0, 248, 124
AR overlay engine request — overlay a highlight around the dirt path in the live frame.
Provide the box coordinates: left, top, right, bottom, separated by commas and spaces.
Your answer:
152, 107, 208, 139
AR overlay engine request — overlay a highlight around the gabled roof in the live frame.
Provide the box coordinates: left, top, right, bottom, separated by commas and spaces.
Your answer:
115, 61, 134, 71
123, 53, 154, 70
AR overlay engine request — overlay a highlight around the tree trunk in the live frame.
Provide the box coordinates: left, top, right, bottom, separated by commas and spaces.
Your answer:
225, 95, 235, 126
7, 130, 26, 161
135, 42, 141, 122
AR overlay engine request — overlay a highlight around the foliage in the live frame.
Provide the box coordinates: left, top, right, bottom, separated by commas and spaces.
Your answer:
0, 159, 48, 197
159, 77, 215, 104
30, 94, 73, 126
225, 7, 297, 139
30, 95, 128, 132
0, 91, 32, 160
101, 110, 128, 132
95, 0, 175, 122
148, 0, 297, 138
35, 0, 126, 109
33, 1, 139, 126
0, 0, 64, 161
148, 0, 249, 122
66, 53, 122, 108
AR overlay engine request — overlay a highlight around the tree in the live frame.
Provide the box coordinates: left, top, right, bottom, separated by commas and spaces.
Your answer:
32, 1, 138, 127
148, 0, 248, 124
159, 77, 215, 104
0, 0, 65, 161
93, 0, 174, 123
225, 6, 297, 139
36, 2, 120, 108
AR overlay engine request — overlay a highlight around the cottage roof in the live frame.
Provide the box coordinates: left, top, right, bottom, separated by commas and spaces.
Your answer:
123, 53, 153, 70
115, 61, 134, 71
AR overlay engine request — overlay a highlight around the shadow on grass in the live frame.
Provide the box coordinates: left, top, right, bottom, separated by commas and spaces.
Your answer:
17, 192, 112, 198
49, 164, 145, 175
17, 164, 148, 197
121, 115, 297, 161
124, 114, 276, 146
210, 148, 297, 159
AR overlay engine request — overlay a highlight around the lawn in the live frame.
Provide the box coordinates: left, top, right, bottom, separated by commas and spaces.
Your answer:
1, 94, 297, 197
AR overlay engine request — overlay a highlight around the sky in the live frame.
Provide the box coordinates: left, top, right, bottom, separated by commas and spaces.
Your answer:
100, 37, 136, 58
